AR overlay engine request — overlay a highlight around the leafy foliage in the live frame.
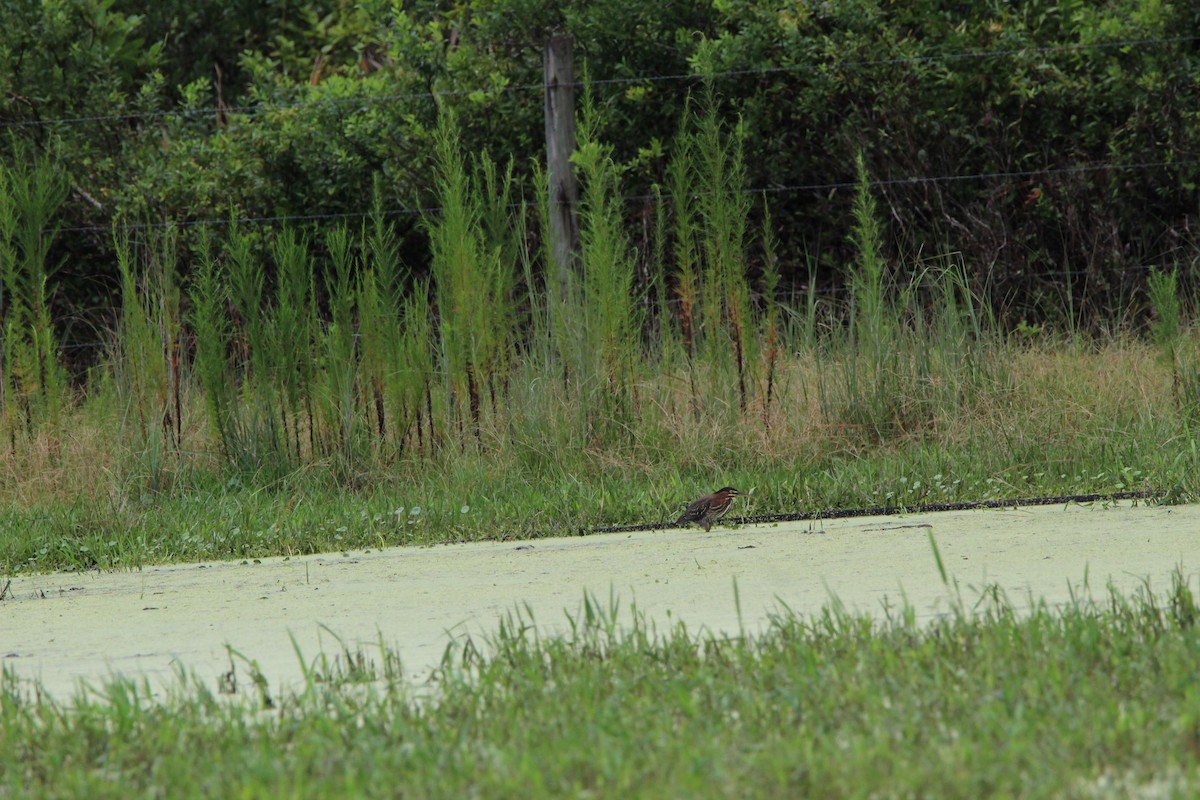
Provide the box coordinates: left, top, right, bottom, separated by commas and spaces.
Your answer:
4, 0, 1198, 339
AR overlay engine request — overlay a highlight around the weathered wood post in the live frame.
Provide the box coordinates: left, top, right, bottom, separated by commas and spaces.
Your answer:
543, 34, 579, 301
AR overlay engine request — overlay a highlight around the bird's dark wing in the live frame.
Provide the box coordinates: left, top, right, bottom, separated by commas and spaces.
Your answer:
677, 496, 712, 523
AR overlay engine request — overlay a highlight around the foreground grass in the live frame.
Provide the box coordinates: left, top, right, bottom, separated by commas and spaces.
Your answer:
1, 340, 1191, 574
3, 575, 1199, 798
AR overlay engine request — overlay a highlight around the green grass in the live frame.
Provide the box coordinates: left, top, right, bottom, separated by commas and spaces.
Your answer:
3, 574, 1198, 798
0, 348, 1184, 574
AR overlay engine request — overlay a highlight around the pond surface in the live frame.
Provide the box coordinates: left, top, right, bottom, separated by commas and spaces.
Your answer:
3, 500, 1195, 700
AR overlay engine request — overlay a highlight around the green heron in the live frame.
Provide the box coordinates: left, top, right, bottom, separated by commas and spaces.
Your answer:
676, 487, 745, 532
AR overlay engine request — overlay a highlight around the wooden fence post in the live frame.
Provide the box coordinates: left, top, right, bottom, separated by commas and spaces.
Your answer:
544, 34, 579, 299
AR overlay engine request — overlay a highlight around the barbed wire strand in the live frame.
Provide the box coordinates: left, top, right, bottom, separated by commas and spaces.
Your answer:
56, 156, 1199, 234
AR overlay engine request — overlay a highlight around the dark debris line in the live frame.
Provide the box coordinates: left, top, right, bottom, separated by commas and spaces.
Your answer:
590, 490, 1162, 535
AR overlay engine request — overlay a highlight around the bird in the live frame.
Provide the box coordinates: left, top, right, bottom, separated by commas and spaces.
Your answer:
676, 487, 745, 532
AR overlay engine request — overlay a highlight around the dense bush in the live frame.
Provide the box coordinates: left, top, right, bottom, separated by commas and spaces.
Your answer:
1, 0, 1199, 344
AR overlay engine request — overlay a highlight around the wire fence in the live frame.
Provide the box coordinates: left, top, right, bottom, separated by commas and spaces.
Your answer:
43, 253, 1177, 357
54, 155, 1198, 234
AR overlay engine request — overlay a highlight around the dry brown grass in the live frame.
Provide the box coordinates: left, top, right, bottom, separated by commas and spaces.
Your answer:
0, 337, 1188, 513
0, 414, 119, 506
0, 392, 216, 508
1006, 339, 1170, 443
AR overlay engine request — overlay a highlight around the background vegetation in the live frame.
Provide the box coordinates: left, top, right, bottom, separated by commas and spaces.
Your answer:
3, 1, 1199, 335
2, 1, 1200, 573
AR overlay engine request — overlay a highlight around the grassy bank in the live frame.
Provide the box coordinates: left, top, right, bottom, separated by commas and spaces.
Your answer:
3, 574, 1198, 798
0, 338, 1190, 575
